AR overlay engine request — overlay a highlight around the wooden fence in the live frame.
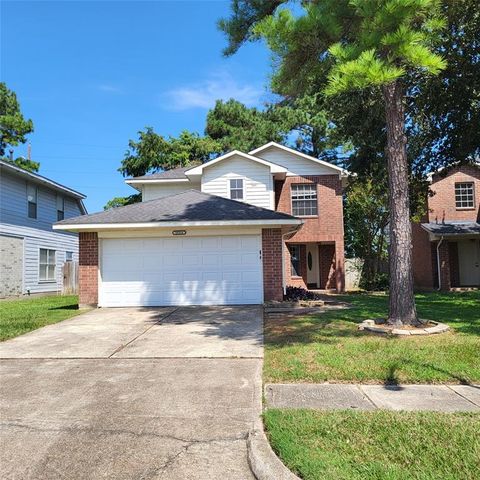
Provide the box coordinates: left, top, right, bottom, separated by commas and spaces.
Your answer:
62, 261, 79, 294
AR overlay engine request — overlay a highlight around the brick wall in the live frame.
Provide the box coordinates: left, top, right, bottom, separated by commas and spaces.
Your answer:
437, 240, 451, 291
276, 175, 345, 292
319, 243, 336, 289
0, 235, 23, 297
412, 222, 434, 288
429, 165, 480, 223
262, 228, 283, 301
79, 232, 98, 306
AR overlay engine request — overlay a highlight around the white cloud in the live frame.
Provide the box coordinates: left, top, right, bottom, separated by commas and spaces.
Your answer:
163, 72, 263, 111
97, 84, 123, 94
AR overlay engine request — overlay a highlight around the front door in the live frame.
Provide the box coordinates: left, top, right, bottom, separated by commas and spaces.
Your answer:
306, 244, 319, 288
458, 239, 480, 286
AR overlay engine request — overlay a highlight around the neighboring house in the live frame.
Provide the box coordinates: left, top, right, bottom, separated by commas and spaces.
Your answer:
0, 160, 87, 297
412, 162, 480, 290
55, 142, 348, 307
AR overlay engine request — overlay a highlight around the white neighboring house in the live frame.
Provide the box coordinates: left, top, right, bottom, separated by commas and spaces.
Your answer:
0, 160, 87, 297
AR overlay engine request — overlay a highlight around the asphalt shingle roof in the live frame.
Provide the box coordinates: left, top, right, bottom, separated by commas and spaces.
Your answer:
130, 167, 191, 181
55, 190, 299, 225
422, 222, 480, 236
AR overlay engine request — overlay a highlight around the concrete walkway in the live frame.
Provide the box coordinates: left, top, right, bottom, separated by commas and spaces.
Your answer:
0, 306, 263, 479
265, 383, 480, 412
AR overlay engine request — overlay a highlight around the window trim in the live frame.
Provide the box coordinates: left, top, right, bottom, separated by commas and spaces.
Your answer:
289, 245, 302, 278
454, 182, 475, 210
229, 177, 245, 201
27, 183, 38, 220
291, 183, 318, 217
57, 195, 65, 221
38, 248, 56, 283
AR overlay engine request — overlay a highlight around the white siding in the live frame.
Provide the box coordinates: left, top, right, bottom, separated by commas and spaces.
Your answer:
201, 155, 274, 209
254, 147, 338, 176
0, 223, 79, 294
142, 182, 200, 202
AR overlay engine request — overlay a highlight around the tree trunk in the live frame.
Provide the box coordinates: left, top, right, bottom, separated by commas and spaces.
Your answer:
383, 81, 419, 326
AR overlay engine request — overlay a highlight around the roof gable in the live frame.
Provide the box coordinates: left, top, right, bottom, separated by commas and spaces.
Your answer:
185, 151, 287, 176
249, 142, 347, 176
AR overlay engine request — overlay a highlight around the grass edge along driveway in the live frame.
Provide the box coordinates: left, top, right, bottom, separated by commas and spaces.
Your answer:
264, 291, 480, 384
0, 295, 84, 341
264, 408, 480, 480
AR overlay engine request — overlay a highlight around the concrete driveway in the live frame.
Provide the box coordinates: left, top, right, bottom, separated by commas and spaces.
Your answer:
0, 306, 263, 479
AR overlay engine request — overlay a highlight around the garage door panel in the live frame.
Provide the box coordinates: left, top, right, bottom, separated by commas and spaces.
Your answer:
100, 235, 263, 306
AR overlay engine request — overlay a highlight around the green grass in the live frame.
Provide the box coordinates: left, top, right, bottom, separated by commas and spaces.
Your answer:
0, 295, 84, 341
264, 409, 480, 480
265, 292, 480, 384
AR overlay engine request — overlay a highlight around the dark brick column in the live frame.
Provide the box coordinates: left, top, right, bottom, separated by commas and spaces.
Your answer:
79, 232, 98, 307
262, 228, 283, 301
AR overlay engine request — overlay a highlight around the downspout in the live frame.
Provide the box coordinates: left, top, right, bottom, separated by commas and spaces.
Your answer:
436, 236, 444, 291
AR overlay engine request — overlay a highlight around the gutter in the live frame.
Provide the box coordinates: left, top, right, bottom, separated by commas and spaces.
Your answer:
436, 236, 444, 291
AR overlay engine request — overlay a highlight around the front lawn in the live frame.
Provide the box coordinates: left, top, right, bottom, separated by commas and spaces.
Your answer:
264, 409, 480, 480
0, 295, 83, 341
265, 292, 480, 384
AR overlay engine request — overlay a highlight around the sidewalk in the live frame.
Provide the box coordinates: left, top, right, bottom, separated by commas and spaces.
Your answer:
265, 383, 480, 412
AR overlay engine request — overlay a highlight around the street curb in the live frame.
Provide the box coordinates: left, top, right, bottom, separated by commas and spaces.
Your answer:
247, 429, 301, 480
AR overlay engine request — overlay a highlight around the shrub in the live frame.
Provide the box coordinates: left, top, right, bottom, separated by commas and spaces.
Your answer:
285, 286, 322, 301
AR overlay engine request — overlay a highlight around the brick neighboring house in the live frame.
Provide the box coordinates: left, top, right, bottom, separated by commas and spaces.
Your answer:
54, 142, 348, 307
412, 162, 480, 290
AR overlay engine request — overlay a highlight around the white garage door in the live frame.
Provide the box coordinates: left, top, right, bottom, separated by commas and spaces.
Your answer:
100, 235, 263, 306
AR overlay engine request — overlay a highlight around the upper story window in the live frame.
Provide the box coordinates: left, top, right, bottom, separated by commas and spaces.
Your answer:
455, 182, 475, 209
27, 183, 37, 219
57, 195, 65, 221
291, 184, 318, 216
229, 178, 244, 200
39, 248, 56, 282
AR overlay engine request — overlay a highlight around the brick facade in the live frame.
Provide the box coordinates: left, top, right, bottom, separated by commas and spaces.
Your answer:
262, 228, 284, 301
79, 232, 98, 306
0, 235, 23, 297
275, 175, 345, 292
428, 165, 480, 223
412, 164, 480, 289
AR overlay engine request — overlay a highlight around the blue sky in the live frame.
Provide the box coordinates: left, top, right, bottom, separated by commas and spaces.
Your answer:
1, 0, 272, 212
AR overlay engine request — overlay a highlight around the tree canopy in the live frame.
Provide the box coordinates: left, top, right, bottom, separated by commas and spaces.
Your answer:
0, 82, 34, 157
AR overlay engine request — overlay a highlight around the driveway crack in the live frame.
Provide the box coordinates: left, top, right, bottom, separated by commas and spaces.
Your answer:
108, 307, 180, 358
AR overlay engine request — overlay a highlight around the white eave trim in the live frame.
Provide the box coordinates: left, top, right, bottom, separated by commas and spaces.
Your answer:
184, 150, 288, 176
53, 218, 303, 232
248, 141, 349, 176
125, 178, 190, 185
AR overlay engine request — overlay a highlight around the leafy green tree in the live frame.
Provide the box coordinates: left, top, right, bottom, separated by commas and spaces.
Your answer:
10, 157, 40, 173
221, 0, 447, 326
344, 178, 389, 290
0, 82, 34, 157
409, 0, 480, 170
119, 129, 219, 178
104, 193, 141, 210
205, 99, 293, 153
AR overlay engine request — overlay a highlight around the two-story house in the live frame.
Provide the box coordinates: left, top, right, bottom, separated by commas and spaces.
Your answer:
54, 142, 348, 307
0, 160, 87, 297
412, 162, 480, 290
